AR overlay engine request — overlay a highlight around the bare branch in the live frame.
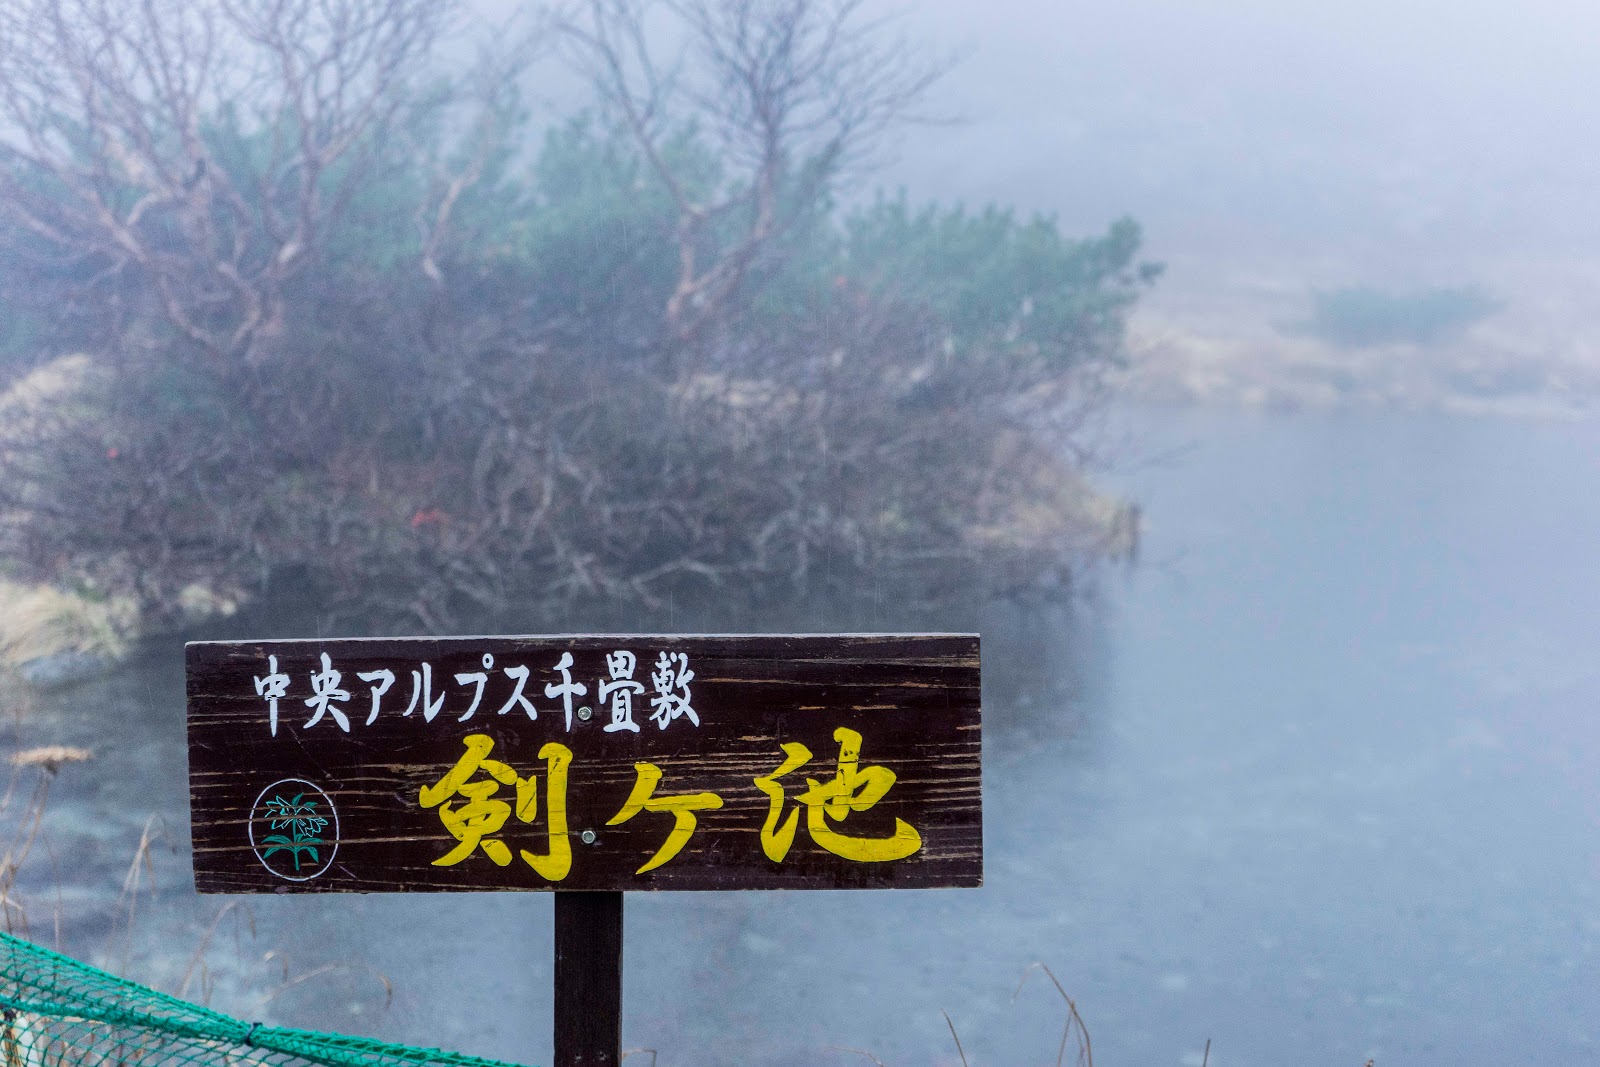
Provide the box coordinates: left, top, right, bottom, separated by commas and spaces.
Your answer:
414, 10, 551, 286
561, 0, 953, 338
0, 0, 460, 362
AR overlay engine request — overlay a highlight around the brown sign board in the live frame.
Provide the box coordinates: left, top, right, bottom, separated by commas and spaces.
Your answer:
186, 634, 981, 893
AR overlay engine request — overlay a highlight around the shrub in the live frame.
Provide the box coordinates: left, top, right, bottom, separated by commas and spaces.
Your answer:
0, 0, 1156, 631
1299, 285, 1501, 348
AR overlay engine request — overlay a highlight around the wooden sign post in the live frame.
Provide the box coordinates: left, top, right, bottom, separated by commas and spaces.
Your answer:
187, 634, 981, 1066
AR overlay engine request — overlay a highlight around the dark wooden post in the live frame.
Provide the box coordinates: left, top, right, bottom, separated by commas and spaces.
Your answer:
554, 890, 624, 1067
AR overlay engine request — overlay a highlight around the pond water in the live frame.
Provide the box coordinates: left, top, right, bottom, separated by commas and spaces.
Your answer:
7, 405, 1598, 1066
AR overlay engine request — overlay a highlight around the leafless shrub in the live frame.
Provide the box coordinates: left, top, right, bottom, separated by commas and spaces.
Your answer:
0, 0, 1146, 634
561, 0, 952, 339
0, 0, 476, 367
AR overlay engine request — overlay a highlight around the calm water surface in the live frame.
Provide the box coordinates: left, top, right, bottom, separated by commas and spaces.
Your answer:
9, 406, 1598, 1066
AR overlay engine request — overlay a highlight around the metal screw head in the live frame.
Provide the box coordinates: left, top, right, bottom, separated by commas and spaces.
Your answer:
580, 830, 597, 845
577, 705, 593, 722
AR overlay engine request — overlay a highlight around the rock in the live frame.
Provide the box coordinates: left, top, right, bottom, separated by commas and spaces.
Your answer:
16, 649, 113, 689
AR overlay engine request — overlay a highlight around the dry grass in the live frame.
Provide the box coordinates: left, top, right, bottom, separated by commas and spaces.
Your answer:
7, 748, 91, 772
941, 1010, 970, 1067
0, 355, 100, 440
829, 965, 1381, 1067
0, 356, 245, 680
0, 749, 88, 942
1014, 962, 1094, 1067
0, 743, 396, 1024
0, 581, 134, 672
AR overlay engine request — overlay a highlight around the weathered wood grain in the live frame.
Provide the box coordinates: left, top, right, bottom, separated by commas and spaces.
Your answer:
186, 634, 981, 893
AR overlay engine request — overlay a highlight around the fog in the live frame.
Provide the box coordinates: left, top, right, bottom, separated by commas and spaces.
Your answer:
857, 0, 1600, 414
877, 0, 1600, 255
1, 1, 1597, 1064
484, 0, 1600, 410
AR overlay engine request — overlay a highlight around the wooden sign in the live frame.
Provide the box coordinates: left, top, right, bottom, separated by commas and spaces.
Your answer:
186, 634, 981, 893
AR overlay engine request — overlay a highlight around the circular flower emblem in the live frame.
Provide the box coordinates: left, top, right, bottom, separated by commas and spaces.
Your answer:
249, 778, 339, 881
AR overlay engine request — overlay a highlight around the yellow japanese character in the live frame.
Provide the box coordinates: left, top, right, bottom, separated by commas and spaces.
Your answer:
519, 741, 573, 882
606, 762, 723, 874
753, 727, 921, 863
419, 733, 537, 866
419, 734, 573, 881
753, 742, 812, 862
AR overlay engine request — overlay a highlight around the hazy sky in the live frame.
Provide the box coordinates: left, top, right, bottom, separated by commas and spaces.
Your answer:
864, 0, 1600, 267
482, 0, 1599, 283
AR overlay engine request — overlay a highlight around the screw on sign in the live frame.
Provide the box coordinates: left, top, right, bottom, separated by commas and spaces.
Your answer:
187, 634, 981, 1066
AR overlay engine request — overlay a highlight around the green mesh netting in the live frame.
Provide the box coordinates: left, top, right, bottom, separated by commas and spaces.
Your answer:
0, 931, 534, 1067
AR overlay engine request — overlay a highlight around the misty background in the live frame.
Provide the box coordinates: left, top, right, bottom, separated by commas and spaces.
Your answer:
0, 1, 1596, 1065
873, 0, 1600, 415
498, 0, 1600, 414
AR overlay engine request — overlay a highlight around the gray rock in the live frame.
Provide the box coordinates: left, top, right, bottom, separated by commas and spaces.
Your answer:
17, 649, 113, 689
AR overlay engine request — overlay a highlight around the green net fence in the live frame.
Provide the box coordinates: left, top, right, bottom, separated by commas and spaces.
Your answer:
0, 931, 533, 1067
